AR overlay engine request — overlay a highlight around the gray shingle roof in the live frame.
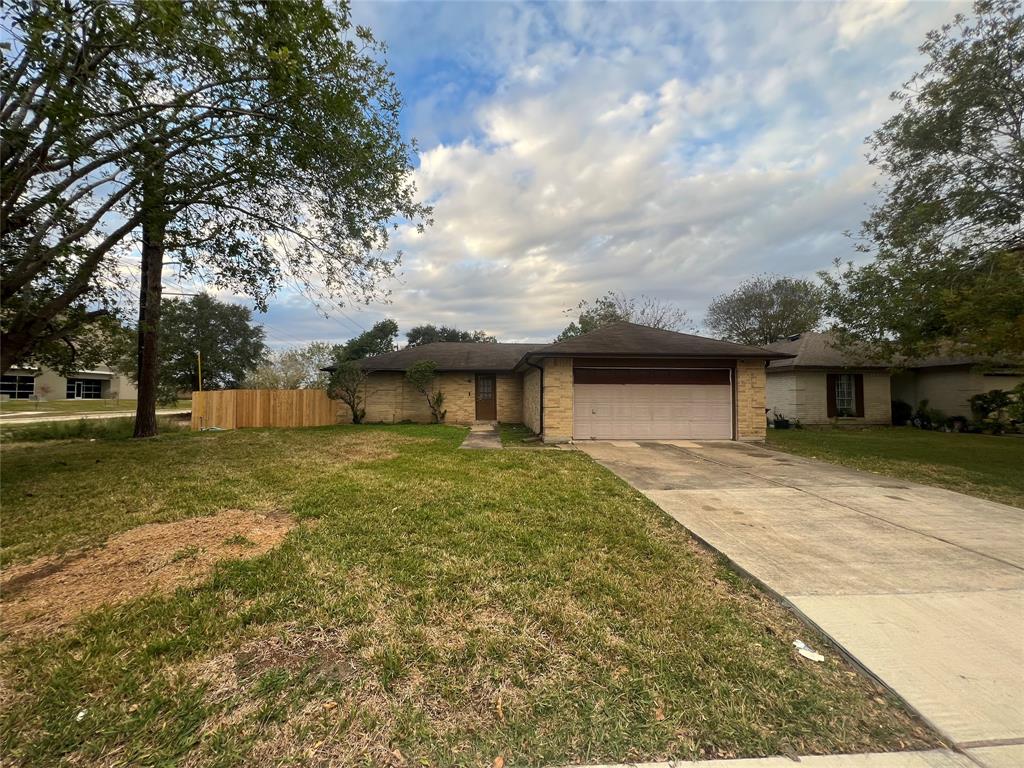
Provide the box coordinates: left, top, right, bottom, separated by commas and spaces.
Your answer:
352, 342, 545, 372
522, 322, 791, 362
765, 332, 888, 370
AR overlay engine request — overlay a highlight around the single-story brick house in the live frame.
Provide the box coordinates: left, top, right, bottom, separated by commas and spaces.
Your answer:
346, 322, 790, 442
764, 331, 1024, 425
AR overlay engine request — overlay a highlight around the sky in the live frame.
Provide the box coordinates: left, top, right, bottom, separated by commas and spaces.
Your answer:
230, 0, 969, 347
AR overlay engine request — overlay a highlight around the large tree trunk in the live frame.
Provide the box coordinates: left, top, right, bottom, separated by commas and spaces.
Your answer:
133, 162, 169, 438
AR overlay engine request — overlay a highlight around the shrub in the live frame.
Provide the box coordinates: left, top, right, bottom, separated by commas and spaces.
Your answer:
891, 399, 913, 426
327, 359, 367, 424
405, 360, 446, 423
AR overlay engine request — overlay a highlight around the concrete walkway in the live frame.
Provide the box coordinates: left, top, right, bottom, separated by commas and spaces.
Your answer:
0, 408, 189, 425
577, 440, 1024, 768
459, 422, 503, 450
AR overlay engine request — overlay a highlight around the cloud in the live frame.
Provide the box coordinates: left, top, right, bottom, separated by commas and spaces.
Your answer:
251, 1, 970, 344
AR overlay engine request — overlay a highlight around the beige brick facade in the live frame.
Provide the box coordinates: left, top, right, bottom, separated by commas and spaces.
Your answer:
522, 368, 541, 433
735, 359, 767, 441
766, 369, 891, 426
540, 358, 573, 442
360, 371, 522, 424
495, 374, 522, 423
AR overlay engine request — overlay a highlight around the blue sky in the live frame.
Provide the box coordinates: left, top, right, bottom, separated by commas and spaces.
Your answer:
229, 0, 968, 347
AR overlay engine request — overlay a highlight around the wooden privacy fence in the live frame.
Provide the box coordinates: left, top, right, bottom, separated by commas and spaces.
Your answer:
191, 389, 340, 430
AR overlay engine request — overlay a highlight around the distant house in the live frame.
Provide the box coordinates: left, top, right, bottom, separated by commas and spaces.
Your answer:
764, 332, 1024, 425
1, 364, 137, 402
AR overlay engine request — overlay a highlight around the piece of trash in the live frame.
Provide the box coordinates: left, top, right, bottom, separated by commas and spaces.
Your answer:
793, 639, 825, 662
75, 709, 87, 722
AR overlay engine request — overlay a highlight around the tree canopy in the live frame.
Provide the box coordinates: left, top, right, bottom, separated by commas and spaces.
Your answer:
821, 0, 1024, 361
556, 291, 691, 341
244, 341, 336, 390
405, 324, 496, 346
704, 275, 823, 346
337, 319, 399, 361
147, 294, 266, 402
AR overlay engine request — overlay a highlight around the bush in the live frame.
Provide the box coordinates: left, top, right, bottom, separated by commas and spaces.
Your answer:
912, 400, 947, 430
891, 399, 913, 426
969, 387, 1019, 434
405, 360, 446, 423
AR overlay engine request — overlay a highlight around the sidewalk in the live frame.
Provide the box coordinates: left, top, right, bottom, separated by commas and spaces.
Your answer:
0, 408, 190, 425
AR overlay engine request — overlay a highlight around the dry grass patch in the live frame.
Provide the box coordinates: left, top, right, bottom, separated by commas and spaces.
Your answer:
1, 510, 294, 636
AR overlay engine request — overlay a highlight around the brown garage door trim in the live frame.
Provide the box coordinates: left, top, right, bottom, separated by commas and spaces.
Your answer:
573, 367, 732, 385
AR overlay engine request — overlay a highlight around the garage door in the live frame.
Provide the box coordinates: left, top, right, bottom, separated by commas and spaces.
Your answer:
573, 368, 732, 440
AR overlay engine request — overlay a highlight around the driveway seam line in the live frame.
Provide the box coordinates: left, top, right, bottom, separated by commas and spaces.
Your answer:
670, 445, 1024, 574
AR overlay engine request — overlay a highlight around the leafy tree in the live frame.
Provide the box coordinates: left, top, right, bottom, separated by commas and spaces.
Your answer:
145, 294, 266, 403
244, 342, 337, 389
556, 291, 691, 341
821, 0, 1024, 362
326, 358, 367, 424
0, 1, 429, 436
338, 319, 399, 361
405, 360, 446, 423
406, 325, 496, 346
704, 275, 823, 346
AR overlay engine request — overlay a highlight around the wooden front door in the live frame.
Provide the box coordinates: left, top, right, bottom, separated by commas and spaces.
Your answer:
475, 374, 497, 420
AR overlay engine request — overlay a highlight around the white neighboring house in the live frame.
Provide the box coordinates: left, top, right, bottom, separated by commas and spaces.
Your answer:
1, 364, 138, 402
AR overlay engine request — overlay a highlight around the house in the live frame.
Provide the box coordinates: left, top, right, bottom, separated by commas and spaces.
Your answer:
764, 332, 891, 425
764, 331, 1024, 424
1, 363, 137, 402
346, 322, 790, 442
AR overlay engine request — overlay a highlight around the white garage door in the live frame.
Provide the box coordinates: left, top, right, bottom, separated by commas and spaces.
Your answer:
573, 368, 733, 440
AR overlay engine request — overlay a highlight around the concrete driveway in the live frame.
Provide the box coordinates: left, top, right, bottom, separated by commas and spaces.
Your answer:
577, 439, 1024, 768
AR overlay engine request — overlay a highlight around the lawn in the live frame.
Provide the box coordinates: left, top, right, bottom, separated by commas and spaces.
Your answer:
768, 426, 1024, 508
0, 399, 191, 415
0, 425, 933, 766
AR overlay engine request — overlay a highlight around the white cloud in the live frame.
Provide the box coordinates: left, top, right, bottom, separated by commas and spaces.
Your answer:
256, 0, 969, 344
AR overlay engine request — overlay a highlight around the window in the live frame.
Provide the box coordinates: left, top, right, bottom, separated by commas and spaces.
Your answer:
66, 378, 103, 399
835, 374, 856, 416
1, 375, 35, 399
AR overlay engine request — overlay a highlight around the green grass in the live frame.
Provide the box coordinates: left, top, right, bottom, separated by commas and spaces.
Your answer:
0, 399, 191, 414
0, 425, 934, 766
0, 415, 190, 443
768, 426, 1024, 507
498, 423, 542, 446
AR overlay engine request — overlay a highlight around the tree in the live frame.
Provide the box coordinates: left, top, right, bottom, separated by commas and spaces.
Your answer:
146, 294, 266, 403
338, 319, 399, 361
821, 0, 1024, 362
244, 342, 337, 389
326, 358, 367, 423
405, 324, 496, 346
704, 275, 823, 346
405, 360, 445, 423
0, 1, 429, 435
556, 291, 691, 341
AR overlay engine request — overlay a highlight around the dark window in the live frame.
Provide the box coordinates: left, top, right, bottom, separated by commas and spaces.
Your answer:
66, 378, 103, 399
826, 373, 864, 417
1, 375, 35, 399
574, 368, 731, 385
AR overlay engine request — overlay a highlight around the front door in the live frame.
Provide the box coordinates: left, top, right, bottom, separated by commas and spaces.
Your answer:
475, 374, 497, 420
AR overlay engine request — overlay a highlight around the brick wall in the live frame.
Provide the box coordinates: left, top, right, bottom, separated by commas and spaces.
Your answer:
496, 373, 524, 423
523, 368, 541, 433
735, 360, 767, 441
542, 358, 573, 442
794, 370, 890, 425
360, 371, 475, 424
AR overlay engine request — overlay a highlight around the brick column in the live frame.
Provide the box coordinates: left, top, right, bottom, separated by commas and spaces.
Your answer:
735, 360, 767, 441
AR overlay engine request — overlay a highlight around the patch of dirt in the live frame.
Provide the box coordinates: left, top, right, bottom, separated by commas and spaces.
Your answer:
0, 509, 294, 636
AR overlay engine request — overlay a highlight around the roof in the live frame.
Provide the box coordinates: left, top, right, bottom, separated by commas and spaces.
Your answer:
520, 321, 791, 364
334, 322, 790, 374
348, 342, 545, 373
765, 332, 885, 371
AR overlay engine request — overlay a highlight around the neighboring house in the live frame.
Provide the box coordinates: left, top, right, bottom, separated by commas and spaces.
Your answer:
1, 363, 137, 402
764, 332, 891, 425
340, 322, 789, 442
764, 332, 1024, 424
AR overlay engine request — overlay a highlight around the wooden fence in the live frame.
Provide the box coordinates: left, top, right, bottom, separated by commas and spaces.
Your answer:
191, 389, 340, 430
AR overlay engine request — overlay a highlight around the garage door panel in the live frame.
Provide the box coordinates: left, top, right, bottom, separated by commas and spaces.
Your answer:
574, 382, 732, 440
